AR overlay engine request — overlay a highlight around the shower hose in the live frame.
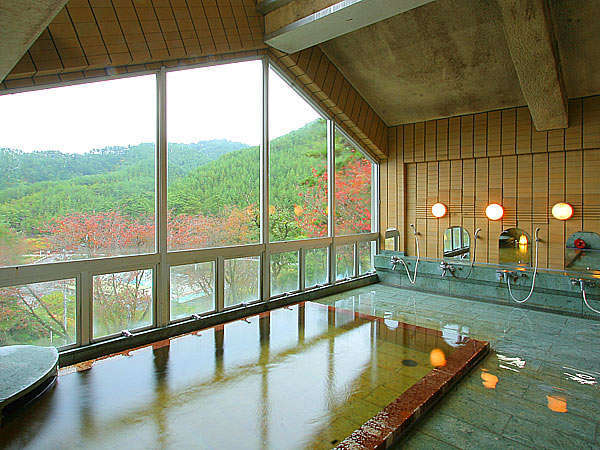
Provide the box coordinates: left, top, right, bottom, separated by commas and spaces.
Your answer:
507, 228, 540, 304
400, 226, 420, 285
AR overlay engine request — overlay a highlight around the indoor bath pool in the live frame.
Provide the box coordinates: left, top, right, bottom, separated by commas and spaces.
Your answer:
0, 301, 487, 449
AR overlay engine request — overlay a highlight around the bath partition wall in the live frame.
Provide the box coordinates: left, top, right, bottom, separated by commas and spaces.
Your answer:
0, 56, 379, 351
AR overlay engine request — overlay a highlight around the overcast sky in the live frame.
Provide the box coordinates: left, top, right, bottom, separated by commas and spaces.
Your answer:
0, 60, 320, 154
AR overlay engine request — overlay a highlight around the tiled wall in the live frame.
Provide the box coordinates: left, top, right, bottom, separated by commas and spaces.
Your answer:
380, 96, 600, 271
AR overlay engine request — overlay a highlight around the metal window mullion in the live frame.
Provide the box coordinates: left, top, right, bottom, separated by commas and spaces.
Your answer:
299, 249, 305, 291
216, 256, 225, 312
327, 120, 336, 284
156, 67, 169, 327
79, 271, 92, 346
353, 241, 359, 277
261, 57, 271, 301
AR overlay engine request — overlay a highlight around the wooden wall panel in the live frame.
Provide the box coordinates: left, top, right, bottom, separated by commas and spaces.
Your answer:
379, 95, 600, 270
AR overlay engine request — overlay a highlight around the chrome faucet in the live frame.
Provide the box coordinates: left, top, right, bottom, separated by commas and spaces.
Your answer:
439, 261, 456, 277
390, 255, 402, 270
571, 278, 597, 289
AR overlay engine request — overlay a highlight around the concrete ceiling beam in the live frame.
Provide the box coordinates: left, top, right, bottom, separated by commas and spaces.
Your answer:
264, 0, 435, 54
0, 0, 69, 83
497, 0, 568, 130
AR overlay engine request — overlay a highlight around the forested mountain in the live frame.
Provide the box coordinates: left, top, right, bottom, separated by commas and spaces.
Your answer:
0, 120, 339, 235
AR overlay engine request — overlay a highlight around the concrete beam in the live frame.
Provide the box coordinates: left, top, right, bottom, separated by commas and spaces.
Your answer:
497, 0, 568, 130
264, 0, 435, 54
0, 0, 69, 83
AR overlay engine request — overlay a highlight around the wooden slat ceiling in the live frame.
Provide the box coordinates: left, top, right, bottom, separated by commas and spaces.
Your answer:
2, 0, 266, 90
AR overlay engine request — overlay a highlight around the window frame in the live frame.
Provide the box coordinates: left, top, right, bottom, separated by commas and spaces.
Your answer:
0, 55, 380, 351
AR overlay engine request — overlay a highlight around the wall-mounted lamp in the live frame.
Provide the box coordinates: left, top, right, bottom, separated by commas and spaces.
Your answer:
551, 202, 573, 220
485, 203, 504, 221
431, 202, 447, 218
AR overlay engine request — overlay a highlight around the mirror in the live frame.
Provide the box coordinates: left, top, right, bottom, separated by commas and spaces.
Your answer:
443, 226, 470, 260
384, 228, 399, 251
499, 228, 531, 266
565, 231, 600, 271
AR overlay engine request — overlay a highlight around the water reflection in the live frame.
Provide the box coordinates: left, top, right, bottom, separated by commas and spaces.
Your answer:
546, 395, 568, 413
481, 370, 499, 389
1, 302, 461, 449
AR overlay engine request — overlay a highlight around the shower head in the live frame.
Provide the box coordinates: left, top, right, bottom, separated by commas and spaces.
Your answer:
410, 224, 418, 236
534, 227, 541, 242
474, 228, 482, 239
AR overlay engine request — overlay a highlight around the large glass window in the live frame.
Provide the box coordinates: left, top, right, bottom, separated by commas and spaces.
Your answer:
93, 269, 153, 338
336, 244, 355, 280
269, 68, 328, 242
0, 279, 76, 347
0, 76, 156, 267
270, 251, 299, 296
170, 262, 215, 320
335, 129, 373, 235
224, 256, 260, 307
305, 247, 328, 288
167, 61, 262, 250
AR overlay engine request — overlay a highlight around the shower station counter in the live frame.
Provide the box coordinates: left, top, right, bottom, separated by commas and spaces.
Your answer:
0, 345, 58, 425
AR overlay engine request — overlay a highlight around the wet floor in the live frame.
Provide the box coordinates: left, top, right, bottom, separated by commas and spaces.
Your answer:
0, 301, 460, 450
314, 284, 600, 449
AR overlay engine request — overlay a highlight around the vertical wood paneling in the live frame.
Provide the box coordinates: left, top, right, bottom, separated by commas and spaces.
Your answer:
382, 95, 600, 270
475, 157, 489, 263
488, 157, 502, 264
516, 107, 532, 154
414, 122, 425, 162
388, 127, 398, 229
406, 164, 417, 255
502, 155, 517, 229
565, 99, 583, 151
532, 153, 549, 267
460, 115, 474, 159
548, 151, 565, 268
462, 158, 475, 248
426, 162, 439, 258
425, 121, 437, 161
473, 113, 487, 158
583, 96, 600, 149
436, 119, 449, 161
501, 108, 516, 155
487, 111, 501, 156
448, 117, 461, 159
438, 160, 451, 257
403, 124, 415, 163
415, 164, 427, 257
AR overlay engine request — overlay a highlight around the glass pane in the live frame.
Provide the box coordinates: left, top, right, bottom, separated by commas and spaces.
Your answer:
270, 251, 299, 296
335, 129, 372, 235
336, 244, 354, 280
499, 228, 531, 267
269, 68, 327, 241
224, 256, 260, 307
0, 76, 156, 267
359, 241, 375, 275
167, 61, 261, 250
93, 269, 153, 338
305, 247, 328, 287
384, 237, 396, 251
0, 279, 76, 347
170, 261, 215, 320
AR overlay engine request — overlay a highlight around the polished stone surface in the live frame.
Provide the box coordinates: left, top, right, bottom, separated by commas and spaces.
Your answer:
0, 345, 58, 410
315, 284, 600, 449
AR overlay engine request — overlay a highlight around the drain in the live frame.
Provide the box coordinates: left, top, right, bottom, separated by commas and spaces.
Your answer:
331, 440, 339, 445
402, 359, 418, 367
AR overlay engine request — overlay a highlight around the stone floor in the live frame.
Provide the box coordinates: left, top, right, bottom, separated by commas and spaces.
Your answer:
315, 283, 600, 449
